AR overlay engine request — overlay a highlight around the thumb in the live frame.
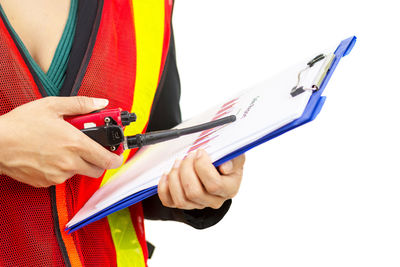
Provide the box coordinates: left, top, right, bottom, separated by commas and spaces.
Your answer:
47, 96, 109, 116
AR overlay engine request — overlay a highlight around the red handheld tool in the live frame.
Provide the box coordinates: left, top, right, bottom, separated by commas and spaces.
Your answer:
65, 108, 136, 155
65, 108, 236, 155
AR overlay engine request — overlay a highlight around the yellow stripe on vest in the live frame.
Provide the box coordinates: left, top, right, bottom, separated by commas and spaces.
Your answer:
101, 0, 166, 266
101, 1, 165, 185
107, 209, 144, 267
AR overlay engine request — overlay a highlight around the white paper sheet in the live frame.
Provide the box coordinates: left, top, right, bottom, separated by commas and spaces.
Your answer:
67, 54, 333, 227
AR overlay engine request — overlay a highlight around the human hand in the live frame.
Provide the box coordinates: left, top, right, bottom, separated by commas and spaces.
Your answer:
0, 96, 124, 188
158, 149, 245, 210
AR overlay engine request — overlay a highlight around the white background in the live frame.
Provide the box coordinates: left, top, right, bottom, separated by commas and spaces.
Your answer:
146, 0, 400, 266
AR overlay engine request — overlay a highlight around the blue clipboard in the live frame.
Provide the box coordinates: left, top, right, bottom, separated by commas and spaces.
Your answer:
66, 36, 357, 233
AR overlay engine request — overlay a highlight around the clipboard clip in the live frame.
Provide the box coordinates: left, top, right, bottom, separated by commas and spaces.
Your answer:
290, 54, 326, 97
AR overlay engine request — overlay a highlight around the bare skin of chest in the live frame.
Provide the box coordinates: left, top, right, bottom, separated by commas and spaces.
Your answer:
0, 0, 70, 73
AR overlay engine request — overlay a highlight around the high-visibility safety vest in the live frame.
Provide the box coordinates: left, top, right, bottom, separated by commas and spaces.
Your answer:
0, 0, 172, 266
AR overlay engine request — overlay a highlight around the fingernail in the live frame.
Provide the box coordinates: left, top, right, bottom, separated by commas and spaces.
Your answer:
93, 98, 109, 109
173, 159, 181, 169
222, 161, 233, 173
196, 149, 203, 159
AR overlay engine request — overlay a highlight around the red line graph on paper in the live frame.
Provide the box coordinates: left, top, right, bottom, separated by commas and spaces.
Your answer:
186, 97, 238, 153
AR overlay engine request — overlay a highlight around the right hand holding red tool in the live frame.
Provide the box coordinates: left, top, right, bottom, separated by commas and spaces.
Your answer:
0, 96, 124, 188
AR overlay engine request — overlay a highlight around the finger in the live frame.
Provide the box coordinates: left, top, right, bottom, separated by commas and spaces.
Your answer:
45, 96, 109, 116
231, 154, 246, 171
75, 158, 106, 178
77, 135, 124, 170
158, 174, 175, 208
219, 154, 245, 175
219, 160, 233, 175
180, 152, 225, 209
194, 149, 240, 199
168, 160, 204, 210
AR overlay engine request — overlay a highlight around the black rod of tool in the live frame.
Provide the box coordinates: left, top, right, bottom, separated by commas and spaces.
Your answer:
126, 115, 236, 149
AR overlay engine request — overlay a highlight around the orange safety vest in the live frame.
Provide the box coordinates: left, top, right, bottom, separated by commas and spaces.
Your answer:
0, 0, 172, 266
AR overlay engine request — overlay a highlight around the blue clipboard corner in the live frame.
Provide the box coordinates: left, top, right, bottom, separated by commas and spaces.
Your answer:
214, 35, 356, 167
